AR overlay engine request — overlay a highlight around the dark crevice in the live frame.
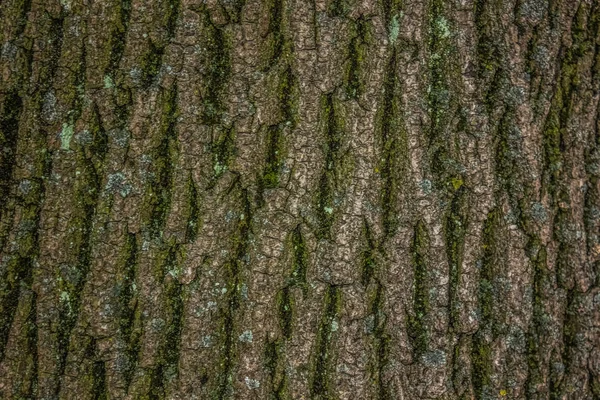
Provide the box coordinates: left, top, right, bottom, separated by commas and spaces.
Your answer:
144, 84, 178, 239
361, 219, 377, 286
378, 49, 404, 237
55, 105, 108, 396
472, 208, 500, 400
117, 231, 141, 389
261, 64, 297, 190
104, 0, 132, 78
445, 186, 466, 331
215, 185, 251, 399
148, 244, 184, 399
407, 220, 429, 359
345, 17, 368, 100
185, 173, 200, 242
200, 9, 231, 125
310, 284, 341, 399
316, 94, 342, 240
368, 282, 391, 400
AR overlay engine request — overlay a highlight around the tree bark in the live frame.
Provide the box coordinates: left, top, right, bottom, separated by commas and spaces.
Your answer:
1, 0, 599, 398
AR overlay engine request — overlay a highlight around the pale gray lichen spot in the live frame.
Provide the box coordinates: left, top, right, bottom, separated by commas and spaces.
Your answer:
238, 330, 253, 343
324, 206, 333, 214
531, 202, 547, 222
421, 349, 447, 367
75, 129, 93, 146
18, 179, 32, 196
105, 172, 133, 197
60, 123, 74, 150
110, 128, 131, 148
389, 14, 400, 44
331, 319, 339, 332
420, 179, 432, 194
244, 377, 260, 390
201, 335, 213, 348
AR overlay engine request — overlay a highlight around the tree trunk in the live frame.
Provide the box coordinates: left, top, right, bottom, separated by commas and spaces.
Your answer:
1, 0, 599, 398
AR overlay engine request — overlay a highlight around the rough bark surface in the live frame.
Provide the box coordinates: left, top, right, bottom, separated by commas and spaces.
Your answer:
1, 0, 600, 398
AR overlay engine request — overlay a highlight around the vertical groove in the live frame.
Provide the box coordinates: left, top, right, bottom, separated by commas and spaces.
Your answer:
310, 284, 341, 400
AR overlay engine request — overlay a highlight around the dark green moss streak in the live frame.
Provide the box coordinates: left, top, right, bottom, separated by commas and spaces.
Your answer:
316, 94, 342, 240
263, 0, 286, 68
380, 0, 401, 27
214, 186, 252, 399
408, 221, 430, 358
471, 209, 500, 400
361, 220, 377, 286
185, 173, 200, 242
211, 126, 236, 183
0, 91, 23, 212
327, 0, 350, 18
311, 285, 341, 399
144, 84, 178, 239
116, 232, 142, 388
345, 17, 368, 99
542, 2, 595, 201
104, 0, 132, 78
55, 106, 109, 394
377, 50, 405, 236
148, 244, 184, 398
261, 65, 297, 189
426, 0, 461, 194
524, 238, 550, 399
81, 338, 108, 400
264, 338, 288, 399
200, 10, 232, 125
445, 186, 466, 331
139, 0, 180, 88
368, 283, 391, 400
0, 9, 63, 372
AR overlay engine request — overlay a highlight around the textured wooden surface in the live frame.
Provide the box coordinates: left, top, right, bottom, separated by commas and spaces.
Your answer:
1, 0, 600, 398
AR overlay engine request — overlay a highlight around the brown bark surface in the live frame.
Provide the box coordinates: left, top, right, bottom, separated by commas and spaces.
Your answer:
1, 0, 600, 398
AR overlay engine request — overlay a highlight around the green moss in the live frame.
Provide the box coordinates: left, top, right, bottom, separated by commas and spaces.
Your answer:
261, 65, 297, 189
361, 220, 377, 286
289, 224, 307, 288
472, 208, 500, 399
542, 2, 595, 202
525, 238, 548, 398
345, 17, 369, 99
147, 244, 184, 398
263, 0, 286, 69
316, 94, 343, 240
310, 285, 341, 399
143, 84, 178, 239
426, 0, 462, 196
185, 173, 200, 242
407, 220, 429, 358
214, 186, 252, 399
367, 283, 391, 399
278, 286, 294, 340
139, 39, 164, 89
445, 187, 466, 330
376, 49, 407, 237
264, 338, 288, 399
104, 0, 131, 77
200, 10, 232, 125
0, 90, 23, 214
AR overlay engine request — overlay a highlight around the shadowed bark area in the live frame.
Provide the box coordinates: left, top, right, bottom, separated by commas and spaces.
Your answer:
1, 0, 600, 399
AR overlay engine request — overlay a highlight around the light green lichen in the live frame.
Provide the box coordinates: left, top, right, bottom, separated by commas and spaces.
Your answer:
389, 14, 400, 44
60, 123, 74, 150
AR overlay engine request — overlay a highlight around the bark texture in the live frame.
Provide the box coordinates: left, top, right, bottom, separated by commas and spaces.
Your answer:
1, 0, 600, 398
